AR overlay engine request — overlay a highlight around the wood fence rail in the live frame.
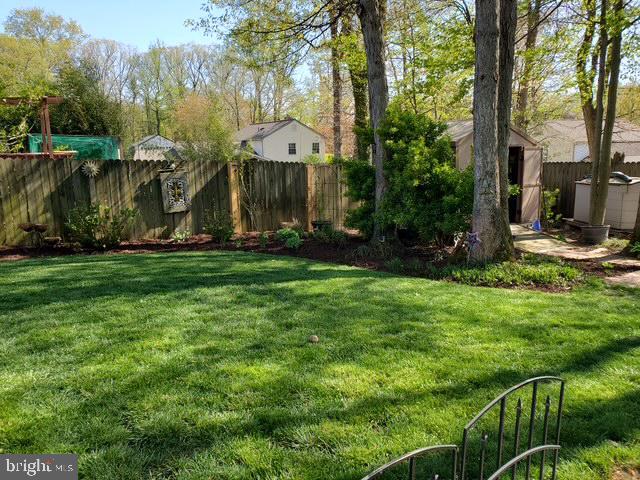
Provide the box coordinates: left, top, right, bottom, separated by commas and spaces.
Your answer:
0, 157, 354, 246
542, 161, 640, 218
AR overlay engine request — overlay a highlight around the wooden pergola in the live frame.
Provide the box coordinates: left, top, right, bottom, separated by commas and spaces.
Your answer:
1, 96, 63, 156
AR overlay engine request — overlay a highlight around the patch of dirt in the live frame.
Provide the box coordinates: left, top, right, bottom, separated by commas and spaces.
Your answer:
612, 467, 640, 480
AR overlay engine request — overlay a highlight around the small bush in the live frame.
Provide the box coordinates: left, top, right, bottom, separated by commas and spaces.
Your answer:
66, 204, 137, 249
204, 209, 235, 244
285, 235, 303, 250
259, 232, 269, 248
313, 226, 347, 248
349, 241, 396, 261
171, 229, 191, 243
601, 237, 629, 252
542, 189, 562, 228
384, 257, 405, 273
277, 228, 303, 250
630, 241, 640, 257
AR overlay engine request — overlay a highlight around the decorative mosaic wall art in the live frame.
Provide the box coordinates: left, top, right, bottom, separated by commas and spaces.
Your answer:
160, 171, 191, 213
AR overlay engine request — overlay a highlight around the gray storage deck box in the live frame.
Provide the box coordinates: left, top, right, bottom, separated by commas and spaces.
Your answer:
574, 173, 640, 229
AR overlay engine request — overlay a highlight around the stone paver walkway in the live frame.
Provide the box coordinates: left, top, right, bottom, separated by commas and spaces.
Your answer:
511, 224, 640, 288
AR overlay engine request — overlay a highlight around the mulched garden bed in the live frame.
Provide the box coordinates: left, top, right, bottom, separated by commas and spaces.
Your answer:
0, 231, 437, 270
1, 230, 632, 291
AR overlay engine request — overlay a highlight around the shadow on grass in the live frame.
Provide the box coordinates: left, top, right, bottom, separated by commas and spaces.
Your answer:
0, 251, 638, 479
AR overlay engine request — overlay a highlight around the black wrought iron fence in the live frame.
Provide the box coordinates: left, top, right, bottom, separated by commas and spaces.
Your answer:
359, 377, 565, 480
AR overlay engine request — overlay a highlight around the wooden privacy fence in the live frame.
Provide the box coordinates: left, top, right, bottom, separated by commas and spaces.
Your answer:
543, 161, 640, 218
0, 156, 355, 246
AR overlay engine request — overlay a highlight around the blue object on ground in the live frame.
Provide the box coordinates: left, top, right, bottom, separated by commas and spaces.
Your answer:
532, 219, 542, 232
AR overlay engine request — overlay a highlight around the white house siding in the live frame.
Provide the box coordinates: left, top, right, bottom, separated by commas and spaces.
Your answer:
252, 139, 264, 156
261, 122, 325, 162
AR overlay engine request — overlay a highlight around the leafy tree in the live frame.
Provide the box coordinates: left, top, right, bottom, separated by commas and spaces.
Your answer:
49, 64, 123, 136
170, 93, 234, 161
3, 7, 85, 44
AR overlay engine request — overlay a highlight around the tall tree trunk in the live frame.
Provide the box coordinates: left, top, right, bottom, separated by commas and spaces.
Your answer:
577, 0, 598, 159
469, 0, 514, 263
351, 68, 369, 161
357, 0, 388, 238
591, 0, 623, 226
497, 0, 516, 257
589, 0, 609, 226
331, 17, 343, 160
514, 0, 540, 131
341, 15, 369, 161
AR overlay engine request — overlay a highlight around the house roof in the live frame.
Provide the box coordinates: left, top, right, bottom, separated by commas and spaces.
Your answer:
235, 118, 325, 142
446, 120, 539, 146
131, 134, 177, 149
542, 119, 640, 143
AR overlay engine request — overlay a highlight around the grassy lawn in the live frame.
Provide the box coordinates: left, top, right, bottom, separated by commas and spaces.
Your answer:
0, 251, 638, 479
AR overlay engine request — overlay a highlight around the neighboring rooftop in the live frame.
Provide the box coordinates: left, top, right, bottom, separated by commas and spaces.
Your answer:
235, 119, 295, 142
543, 119, 640, 143
130, 134, 177, 149
234, 118, 326, 143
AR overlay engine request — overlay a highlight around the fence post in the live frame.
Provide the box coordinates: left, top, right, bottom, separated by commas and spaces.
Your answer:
306, 164, 316, 232
227, 162, 243, 234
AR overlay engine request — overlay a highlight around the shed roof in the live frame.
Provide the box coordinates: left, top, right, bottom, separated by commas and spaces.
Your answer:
445, 120, 539, 146
542, 119, 640, 143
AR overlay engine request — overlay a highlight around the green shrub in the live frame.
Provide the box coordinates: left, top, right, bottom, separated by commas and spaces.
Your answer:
542, 189, 562, 228
285, 235, 303, 250
313, 226, 347, 248
171, 229, 191, 243
65, 204, 137, 249
601, 237, 629, 252
384, 257, 405, 273
277, 228, 303, 250
349, 241, 395, 261
259, 232, 269, 248
630, 241, 640, 257
343, 107, 473, 243
204, 209, 235, 244
343, 160, 376, 238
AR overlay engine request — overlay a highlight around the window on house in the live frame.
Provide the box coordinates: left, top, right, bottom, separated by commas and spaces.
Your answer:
312, 142, 320, 154
288, 143, 296, 155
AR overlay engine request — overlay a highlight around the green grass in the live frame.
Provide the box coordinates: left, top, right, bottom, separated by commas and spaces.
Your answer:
0, 251, 638, 479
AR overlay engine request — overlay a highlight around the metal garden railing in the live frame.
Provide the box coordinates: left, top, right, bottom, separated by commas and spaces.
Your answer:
359, 377, 566, 480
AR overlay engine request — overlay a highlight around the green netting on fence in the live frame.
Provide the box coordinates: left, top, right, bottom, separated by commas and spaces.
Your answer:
28, 134, 121, 160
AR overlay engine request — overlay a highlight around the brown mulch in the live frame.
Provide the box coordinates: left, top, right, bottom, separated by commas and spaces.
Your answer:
0, 232, 440, 271
0, 231, 631, 291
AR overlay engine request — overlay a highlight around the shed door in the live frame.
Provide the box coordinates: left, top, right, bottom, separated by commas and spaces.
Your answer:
520, 147, 542, 223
